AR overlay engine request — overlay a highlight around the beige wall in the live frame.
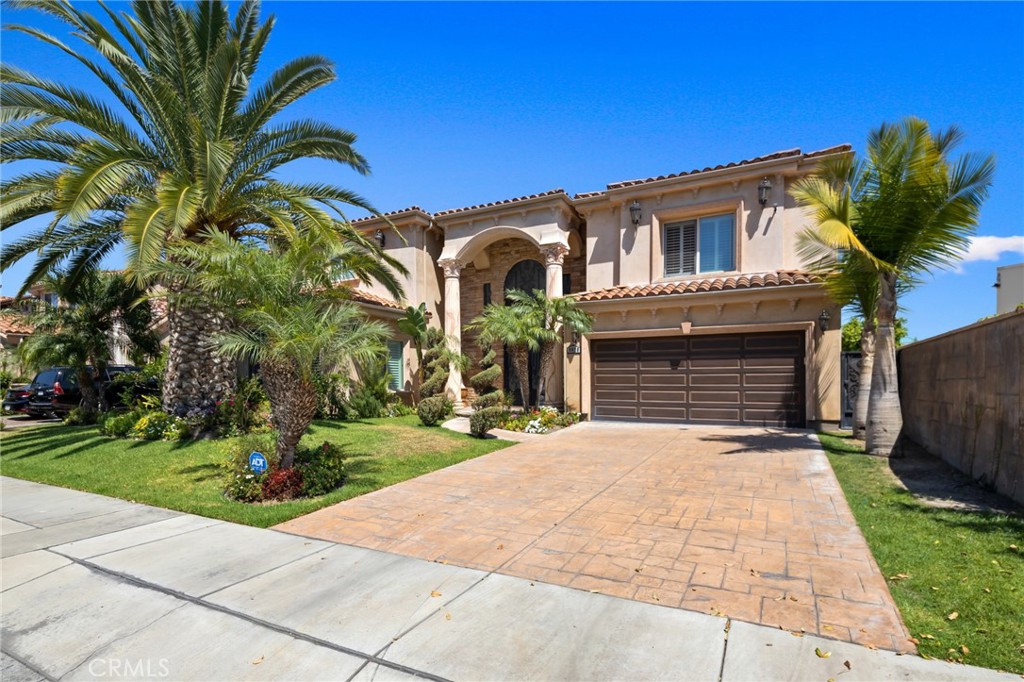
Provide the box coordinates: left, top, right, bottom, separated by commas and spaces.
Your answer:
358, 217, 444, 327
577, 160, 830, 292
898, 311, 1023, 505
996, 263, 1024, 315
564, 288, 841, 426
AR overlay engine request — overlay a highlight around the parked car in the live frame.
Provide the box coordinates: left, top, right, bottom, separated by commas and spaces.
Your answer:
25, 366, 141, 417
2, 384, 31, 414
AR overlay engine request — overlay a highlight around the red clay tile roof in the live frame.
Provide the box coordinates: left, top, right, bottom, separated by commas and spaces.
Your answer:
434, 189, 568, 218
346, 288, 405, 311
575, 271, 822, 302
574, 145, 852, 198
351, 206, 430, 224
0, 314, 35, 335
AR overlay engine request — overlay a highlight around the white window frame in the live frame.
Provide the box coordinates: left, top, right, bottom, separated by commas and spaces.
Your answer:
662, 212, 736, 277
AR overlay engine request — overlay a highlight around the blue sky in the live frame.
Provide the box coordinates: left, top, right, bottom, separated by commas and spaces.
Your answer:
2, 1, 1022, 340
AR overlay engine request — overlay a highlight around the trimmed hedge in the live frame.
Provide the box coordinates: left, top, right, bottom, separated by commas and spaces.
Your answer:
417, 395, 449, 426
470, 405, 504, 438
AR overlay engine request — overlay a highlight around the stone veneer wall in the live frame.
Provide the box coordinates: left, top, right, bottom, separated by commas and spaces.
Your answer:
897, 310, 1023, 505
459, 237, 587, 401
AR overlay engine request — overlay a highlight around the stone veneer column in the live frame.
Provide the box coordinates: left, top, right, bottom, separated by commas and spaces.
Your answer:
542, 244, 570, 298
438, 258, 465, 406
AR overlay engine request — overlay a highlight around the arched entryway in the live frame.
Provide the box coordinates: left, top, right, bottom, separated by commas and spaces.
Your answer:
503, 259, 544, 406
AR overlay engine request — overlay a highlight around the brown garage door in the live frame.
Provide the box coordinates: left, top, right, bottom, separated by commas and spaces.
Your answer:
591, 332, 805, 427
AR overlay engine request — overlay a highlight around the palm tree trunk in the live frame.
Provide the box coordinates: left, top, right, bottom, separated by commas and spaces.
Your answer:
162, 287, 236, 415
260, 359, 317, 469
537, 340, 556, 407
510, 345, 530, 409
866, 271, 903, 455
853, 324, 876, 440
76, 367, 98, 415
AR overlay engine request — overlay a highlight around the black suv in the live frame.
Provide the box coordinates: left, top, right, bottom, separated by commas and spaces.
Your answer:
26, 366, 140, 417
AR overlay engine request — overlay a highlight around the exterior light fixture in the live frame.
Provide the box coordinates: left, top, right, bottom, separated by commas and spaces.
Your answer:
757, 177, 773, 207
628, 200, 642, 226
818, 309, 831, 331
374, 229, 386, 248
567, 330, 582, 356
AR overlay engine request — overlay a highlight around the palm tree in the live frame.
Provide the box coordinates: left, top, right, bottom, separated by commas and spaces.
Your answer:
791, 117, 994, 454
0, 0, 405, 414
465, 301, 541, 410
20, 271, 159, 414
503, 289, 592, 408
397, 303, 428, 403
150, 231, 389, 469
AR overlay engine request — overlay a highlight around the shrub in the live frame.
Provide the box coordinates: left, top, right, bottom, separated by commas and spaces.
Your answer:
498, 406, 581, 433
296, 441, 346, 496
313, 372, 350, 420
262, 468, 304, 501
472, 391, 503, 409
99, 409, 143, 438
470, 405, 505, 438
223, 434, 278, 502
64, 406, 99, 426
417, 395, 450, 426
386, 401, 416, 418
348, 356, 393, 419
215, 377, 270, 435
112, 352, 165, 410
129, 411, 186, 440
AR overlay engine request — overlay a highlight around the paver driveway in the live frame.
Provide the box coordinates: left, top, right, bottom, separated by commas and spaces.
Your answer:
276, 422, 911, 652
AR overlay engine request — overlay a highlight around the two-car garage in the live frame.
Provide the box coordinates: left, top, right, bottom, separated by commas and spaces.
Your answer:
590, 331, 806, 427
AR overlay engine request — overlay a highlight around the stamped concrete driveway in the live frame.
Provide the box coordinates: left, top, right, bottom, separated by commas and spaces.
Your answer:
277, 422, 911, 652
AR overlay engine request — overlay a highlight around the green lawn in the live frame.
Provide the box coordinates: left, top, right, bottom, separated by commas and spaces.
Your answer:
0, 416, 511, 527
819, 432, 1024, 674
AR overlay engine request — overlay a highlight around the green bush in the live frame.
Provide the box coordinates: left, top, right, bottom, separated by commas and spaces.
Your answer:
215, 377, 270, 435
129, 411, 187, 440
296, 441, 346, 496
64, 406, 99, 426
471, 391, 503, 409
99, 409, 143, 438
223, 434, 278, 502
348, 356, 393, 419
470, 405, 505, 438
386, 401, 416, 417
313, 372, 351, 419
417, 395, 450, 426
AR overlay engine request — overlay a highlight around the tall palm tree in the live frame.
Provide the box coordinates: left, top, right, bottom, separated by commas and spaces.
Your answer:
20, 271, 159, 414
0, 0, 404, 414
150, 231, 389, 468
503, 289, 592, 408
791, 117, 994, 454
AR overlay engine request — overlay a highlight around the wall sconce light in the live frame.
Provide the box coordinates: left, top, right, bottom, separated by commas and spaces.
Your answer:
628, 200, 641, 226
374, 229, 386, 248
757, 177, 773, 207
818, 309, 831, 331
567, 329, 582, 356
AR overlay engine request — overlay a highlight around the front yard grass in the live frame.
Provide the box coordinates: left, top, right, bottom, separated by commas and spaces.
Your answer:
819, 432, 1023, 674
0, 415, 512, 528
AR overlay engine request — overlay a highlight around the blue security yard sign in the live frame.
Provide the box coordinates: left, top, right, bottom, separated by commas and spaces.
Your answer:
248, 451, 268, 475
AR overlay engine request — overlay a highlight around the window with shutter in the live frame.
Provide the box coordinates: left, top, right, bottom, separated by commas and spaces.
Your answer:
386, 340, 403, 391
664, 214, 733, 277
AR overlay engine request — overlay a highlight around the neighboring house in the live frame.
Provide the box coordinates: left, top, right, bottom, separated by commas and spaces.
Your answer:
351, 145, 848, 429
994, 262, 1024, 315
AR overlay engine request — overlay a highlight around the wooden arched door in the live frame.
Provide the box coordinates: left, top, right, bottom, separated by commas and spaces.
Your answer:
503, 259, 545, 406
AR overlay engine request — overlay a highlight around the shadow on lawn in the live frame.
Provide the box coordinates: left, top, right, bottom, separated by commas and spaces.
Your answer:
178, 462, 222, 483
1, 429, 109, 461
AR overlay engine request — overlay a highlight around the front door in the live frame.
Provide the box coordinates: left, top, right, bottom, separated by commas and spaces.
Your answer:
503, 259, 545, 406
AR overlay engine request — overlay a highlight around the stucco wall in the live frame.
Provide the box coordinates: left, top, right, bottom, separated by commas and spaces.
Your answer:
897, 310, 1024, 505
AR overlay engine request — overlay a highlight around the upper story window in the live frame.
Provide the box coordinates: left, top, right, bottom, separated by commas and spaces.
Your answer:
664, 213, 735, 277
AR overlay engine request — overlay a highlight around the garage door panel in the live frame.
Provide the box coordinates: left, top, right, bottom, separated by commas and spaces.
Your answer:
639, 406, 688, 420
639, 389, 687, 402
591, 331, 805, 427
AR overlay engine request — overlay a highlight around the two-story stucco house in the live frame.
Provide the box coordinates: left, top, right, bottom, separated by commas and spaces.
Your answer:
352, 145, 849, 429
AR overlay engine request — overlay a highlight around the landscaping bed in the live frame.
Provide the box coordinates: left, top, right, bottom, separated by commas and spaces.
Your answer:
819, 432, 1023, 674
0, 416, 511, 528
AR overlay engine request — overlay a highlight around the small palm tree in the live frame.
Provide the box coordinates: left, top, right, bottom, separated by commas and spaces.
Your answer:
791, 117, 994, 454
465, 301, 541, 410
150, 231, 388, 468
397, 303, 428, 403
504, 289, 592, 408
20, 271, 159, 414
1, 0, 405, 414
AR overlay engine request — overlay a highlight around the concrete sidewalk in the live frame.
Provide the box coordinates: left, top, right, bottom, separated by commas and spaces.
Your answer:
0, 477, 1011, 681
